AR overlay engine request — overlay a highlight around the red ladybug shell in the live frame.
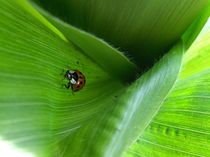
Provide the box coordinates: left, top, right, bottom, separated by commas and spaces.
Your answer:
71, 70, 86, 92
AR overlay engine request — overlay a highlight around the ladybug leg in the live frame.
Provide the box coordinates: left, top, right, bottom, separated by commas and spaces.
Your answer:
60, 69, 69, 83
65, 82, 71, 89
71, 86, 75, 95
61, 81, 71, 89
60, 70, 67, 86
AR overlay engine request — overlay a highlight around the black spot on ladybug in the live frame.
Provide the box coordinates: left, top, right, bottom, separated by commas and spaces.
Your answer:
79, 81, 83, 85
79, 76, 83, 79
77, 85, 80, 88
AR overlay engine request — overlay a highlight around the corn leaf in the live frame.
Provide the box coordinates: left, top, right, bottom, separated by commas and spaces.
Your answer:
34, 0, 208, 69
125, 22, 210, 157
0, 1, 210, 157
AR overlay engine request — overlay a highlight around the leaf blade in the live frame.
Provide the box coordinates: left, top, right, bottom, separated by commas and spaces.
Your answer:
0, 1, 123, 156
34, 0, 208, 69
32, 3, 138, 83
125, 19, 210, 157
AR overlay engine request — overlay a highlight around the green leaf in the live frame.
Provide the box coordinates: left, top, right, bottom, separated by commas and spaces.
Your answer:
34, 0, 208, 69
102, 42, 184, 157
125, 21, 210, 157
0, 1, 124, 156
182, 1, 210, 49
23, 0, 137, 83
33, 5, 137, 83
1, 0, 210, 157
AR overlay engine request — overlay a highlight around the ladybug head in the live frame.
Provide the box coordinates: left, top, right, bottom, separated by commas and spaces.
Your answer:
65, 70, 79, 84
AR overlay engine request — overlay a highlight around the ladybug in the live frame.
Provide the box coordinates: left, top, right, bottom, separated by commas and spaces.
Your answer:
64, 70, 86, 92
